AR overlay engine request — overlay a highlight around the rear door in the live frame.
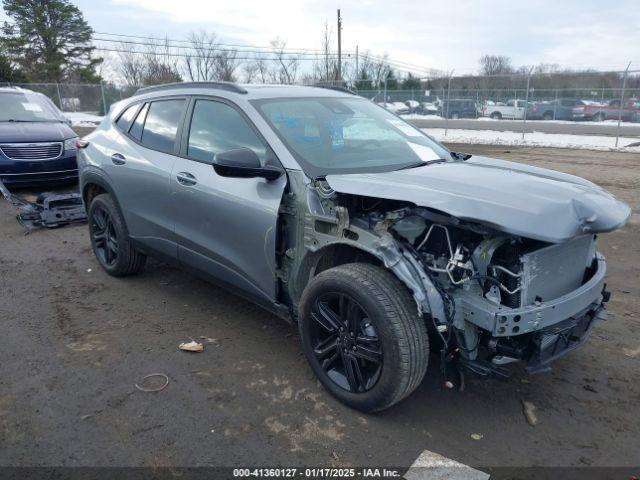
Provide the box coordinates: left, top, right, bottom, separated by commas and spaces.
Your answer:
171, 97, 287, 304
106, 97, 187, 257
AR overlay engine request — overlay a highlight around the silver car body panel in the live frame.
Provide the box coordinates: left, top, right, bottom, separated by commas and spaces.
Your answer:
325, 155, 631, 244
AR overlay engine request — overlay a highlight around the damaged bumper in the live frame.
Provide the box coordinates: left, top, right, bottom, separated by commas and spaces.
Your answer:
453, 252, 608, 373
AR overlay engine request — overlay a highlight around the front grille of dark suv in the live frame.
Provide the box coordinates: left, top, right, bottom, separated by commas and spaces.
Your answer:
0, 142, 63, 160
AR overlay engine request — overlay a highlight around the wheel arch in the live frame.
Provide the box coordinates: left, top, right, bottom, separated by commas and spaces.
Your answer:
81, 172, 129, 235
289, 239, 446, 323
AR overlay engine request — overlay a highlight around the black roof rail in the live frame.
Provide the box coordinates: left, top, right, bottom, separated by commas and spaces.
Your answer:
313, 85, 357, 95
135, 81, 248, 96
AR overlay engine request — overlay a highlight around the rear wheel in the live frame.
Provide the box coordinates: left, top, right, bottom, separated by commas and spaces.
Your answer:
299, 263, 429, 412
450, 112, 459, 120
490, 111, 502, 120
542, 111, 554, 120
592, 112, 605, 122
88, 193, 146, 276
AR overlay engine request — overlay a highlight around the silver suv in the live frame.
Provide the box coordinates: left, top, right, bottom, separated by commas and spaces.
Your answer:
78, 82, 630, 412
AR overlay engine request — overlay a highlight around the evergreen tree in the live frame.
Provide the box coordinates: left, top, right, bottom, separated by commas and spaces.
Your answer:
1, 0, 102, 82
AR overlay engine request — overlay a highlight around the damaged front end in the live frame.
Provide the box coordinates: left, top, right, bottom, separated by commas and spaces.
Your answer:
281, 170, 617, 382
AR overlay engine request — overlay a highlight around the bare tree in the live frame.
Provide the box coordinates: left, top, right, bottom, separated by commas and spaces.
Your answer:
212, 49, 239, 81
184, 31, 218, 81
117, 42, 145, 87
313, 22, 338, 84
479, 55, 514, 76
114, 37, 181, 86
269, 38, 299, 84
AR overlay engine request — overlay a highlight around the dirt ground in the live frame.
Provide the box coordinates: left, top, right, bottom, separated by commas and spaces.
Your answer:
0, 144, 639, 477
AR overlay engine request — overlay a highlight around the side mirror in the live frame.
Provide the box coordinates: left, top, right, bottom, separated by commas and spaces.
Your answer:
212, 148, 283, 181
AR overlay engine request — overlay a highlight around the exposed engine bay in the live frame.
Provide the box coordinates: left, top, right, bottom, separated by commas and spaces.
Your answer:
280, 173, 610, 383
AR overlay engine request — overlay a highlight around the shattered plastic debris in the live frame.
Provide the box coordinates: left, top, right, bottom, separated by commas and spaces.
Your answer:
521, 400, 539, 426
179, 341, 204, 352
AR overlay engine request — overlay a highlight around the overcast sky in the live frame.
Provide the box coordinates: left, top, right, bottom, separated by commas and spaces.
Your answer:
3, 0, 639, 74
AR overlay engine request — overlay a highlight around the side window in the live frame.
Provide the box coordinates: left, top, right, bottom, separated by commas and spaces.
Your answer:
140, 99, 186, 153
129, 103, 149, 140
187, 100, 267, 163
115, 104, 138, 131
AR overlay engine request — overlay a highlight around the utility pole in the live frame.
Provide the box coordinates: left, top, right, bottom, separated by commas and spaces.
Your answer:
337, 9, 342, 81
355, 45, 359, 81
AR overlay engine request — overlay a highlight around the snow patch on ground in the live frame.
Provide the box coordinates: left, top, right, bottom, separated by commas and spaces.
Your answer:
423, 128, 640, 151
64, 112, 104, 127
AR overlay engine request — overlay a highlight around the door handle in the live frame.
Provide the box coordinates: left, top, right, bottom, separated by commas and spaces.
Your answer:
111, 153, 126, 165
176, 171, 197, 186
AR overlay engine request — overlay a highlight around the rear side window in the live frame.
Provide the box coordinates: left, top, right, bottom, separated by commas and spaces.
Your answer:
140, 100, 186, 153
187, 100, 266, 163
115, 104, 138, 131
129, 103, 149, 140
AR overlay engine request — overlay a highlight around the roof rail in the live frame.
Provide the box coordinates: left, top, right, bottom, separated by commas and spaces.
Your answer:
314, 85, 357, 95
135, 81, 248, 96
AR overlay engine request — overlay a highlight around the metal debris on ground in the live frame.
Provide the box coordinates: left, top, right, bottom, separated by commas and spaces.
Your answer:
179, 341, 204, 352
521, 400, 539, 426
0, 179, 87, 229
135, 373, 169, 392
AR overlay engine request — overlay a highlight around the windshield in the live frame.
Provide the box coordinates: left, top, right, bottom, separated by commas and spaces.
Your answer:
252, 96, 450, 176
0, 91, 65, 122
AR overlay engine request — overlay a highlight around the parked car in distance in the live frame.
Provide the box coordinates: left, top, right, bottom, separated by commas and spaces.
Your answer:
78, 82, 629, 412
438, 99, 478, 119
420, 101, 439, 115
0, 87, 79, 186
404, 100, 421, 113
527, 98, 596, 121
576, 99, 640, 122
379, 101, 410, 115
481, 99, 530, 120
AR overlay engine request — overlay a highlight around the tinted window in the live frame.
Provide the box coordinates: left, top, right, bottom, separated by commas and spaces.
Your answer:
140, 100, 185, 153
116, 104, 138, 130
187, 100, 266, 163
130, 103, 149, 140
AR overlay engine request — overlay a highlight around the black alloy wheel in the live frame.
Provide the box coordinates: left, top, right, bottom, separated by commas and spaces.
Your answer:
90, 206, 119, 266
309, 292, 383, 393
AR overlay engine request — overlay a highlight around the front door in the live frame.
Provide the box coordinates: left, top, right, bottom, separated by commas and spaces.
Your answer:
171, 98, 287, 304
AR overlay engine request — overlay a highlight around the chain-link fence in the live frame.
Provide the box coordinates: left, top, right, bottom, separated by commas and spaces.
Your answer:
358, 68, 640, 148
3, 68, 639, 148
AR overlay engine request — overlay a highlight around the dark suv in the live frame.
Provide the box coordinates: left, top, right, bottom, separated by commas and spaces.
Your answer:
438, 99, 478, 119
0, 87, 79, 186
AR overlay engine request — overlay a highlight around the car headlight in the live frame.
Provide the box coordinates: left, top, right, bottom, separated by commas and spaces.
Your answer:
64, 136, 79, 151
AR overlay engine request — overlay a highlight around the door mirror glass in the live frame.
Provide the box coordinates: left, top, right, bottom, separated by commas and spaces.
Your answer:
213, 148, 283, 181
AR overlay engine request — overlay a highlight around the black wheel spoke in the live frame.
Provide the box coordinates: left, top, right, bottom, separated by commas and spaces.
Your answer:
313, 301, 343, 332
314, 334, 339, 359
352, 343, 382, 364
343, 353, 362, 392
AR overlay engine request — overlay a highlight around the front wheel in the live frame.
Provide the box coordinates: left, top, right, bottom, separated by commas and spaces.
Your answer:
299, 263, 429, 412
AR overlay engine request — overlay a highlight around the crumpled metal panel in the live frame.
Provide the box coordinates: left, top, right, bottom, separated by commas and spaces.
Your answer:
325, 155, 630, 243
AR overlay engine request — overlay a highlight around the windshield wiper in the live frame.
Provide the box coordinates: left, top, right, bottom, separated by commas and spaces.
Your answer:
397, 159, 446, 170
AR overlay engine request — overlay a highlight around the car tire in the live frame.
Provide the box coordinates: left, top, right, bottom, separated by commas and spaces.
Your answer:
593, 112, 605, 122
88, 193, 146, 276
490, 112, 502, 120
542, 112, 554, 120
450, 112, 459, 120
298, 263, 429, 412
